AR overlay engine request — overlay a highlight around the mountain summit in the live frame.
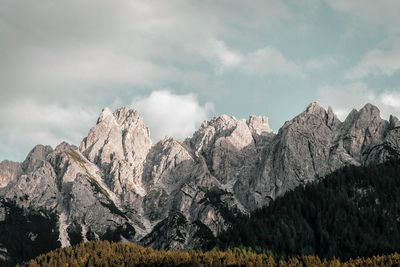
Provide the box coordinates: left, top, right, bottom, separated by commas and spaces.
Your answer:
0, 102, 399, 264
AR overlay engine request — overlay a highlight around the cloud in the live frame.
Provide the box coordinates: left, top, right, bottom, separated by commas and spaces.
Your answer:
326, 1, 400, 80
186, 40, 244, 71
0, 0, 297, 103
0, 0, 300, 160
133, 90, 214, 141
0, 90, 214, 161
212, 41, 244, 69
0, 100, 98, 161
317, 82, 400, 120
305, 57, 337, 70
379, 91, 400, 109
324, 1, 400, 80
326, 0, 400, 33
346, 44, 400, 79
189, 40, 303, 77
243, 47, 303, 77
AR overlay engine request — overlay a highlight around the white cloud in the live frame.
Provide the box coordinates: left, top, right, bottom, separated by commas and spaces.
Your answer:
186, 40, 244, 72
305, 57, 337, 70
346, 42, 400, 79
0, 0, 300, 160
380, 91, 400, 109
0, 0, 297, 102
133, 90, 214, 141
317, 82, 400, 120
0, 100, 98, 161
189, 40, 303, 77
213, 41, 244, 69
243, 47, 303, 77
0, 90, 215, 161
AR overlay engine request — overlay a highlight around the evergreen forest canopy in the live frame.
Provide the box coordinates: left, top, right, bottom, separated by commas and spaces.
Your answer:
217, 160, 400, 260
13, 160, 400, 266
22, 240, 400, 267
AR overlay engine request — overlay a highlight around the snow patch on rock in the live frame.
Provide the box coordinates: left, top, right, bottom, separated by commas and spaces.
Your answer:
58, 212, 70, 248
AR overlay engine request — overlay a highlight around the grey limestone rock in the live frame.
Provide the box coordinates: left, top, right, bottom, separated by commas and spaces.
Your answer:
22, 145, 53, 173
0, 160, 21, 188
1, 102, 399, 253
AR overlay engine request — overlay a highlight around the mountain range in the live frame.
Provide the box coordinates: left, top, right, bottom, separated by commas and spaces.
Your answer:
1, 102, 400, 265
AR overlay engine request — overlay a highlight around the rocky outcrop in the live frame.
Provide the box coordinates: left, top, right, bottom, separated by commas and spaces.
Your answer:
140, 212, 215, 250
247, 102, 341, 208
21, 145, 53, 173
247, 103, 398, 209
336, 104, 389, 162
1, 102, 399, 264
80, 107, 152, 199
0, 161, 21, 188
364, 114, 400, 164
0, 141, 141, 260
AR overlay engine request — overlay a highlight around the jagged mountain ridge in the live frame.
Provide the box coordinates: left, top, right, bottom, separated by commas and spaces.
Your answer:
0, 102, 399, 264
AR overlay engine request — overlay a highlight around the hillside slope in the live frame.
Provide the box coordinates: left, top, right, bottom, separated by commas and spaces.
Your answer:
22, 240, 400, 267
218, 160, 400, 260
1, 102, 400, 265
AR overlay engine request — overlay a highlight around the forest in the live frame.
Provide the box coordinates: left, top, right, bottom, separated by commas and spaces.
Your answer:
22, 160, 400, 266
217, 160, 400, 260
22, 240, 400, 267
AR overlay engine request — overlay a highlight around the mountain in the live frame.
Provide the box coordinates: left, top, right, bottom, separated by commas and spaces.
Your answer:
0, 102, 399, 265
217, 159, 400, 260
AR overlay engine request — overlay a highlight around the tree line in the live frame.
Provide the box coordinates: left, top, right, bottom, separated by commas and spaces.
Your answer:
217, 160, 400, 260
22, 240, 400, 266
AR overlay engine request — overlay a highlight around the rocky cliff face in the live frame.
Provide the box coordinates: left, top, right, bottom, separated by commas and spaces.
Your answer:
0, 160, 21, 188
0, 102, 399, 264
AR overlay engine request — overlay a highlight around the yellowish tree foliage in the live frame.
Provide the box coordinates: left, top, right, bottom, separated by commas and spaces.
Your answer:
19, 241, 400, 267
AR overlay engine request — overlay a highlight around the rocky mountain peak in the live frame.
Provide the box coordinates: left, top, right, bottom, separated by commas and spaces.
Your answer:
96, 107, 148, 131
305, 101, 325, 114
389, 115, 400, 129
204, 115, 238, 131
1, 102, 400, 260
327, 107, 341, 129
79, 107, 152, 199
336, 103, 389, 162
80, 107, 151, 164
0, 160, 21, 188
246, 115, 272, 135
97, 107, 114, 124
305, 102, 341, 127
113, 107, 146, 129
54, 142, 77, 152
283, 102, 341, 131
22, 144, 53, 173
188, 115, 238, 156
342, 103, 386, 131
342, 103, 382, 128
359, 103, 380, 115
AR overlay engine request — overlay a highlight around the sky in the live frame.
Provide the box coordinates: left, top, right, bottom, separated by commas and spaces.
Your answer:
1, 0, 400, 161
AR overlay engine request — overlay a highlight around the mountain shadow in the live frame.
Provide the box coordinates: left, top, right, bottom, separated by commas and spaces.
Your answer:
217, 159, 400, 260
